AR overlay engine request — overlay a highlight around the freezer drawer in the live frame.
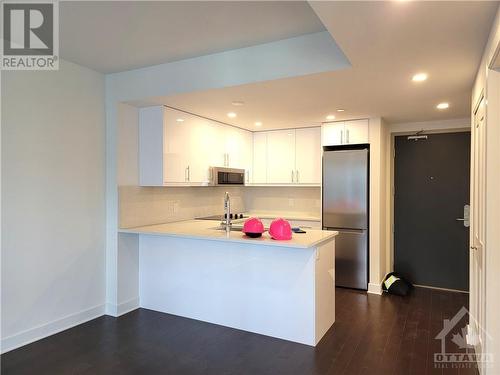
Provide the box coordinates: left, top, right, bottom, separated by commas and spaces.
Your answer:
327, 229, 368, 290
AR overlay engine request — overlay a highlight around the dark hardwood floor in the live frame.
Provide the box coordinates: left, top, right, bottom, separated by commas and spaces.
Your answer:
1, 287, 478, 375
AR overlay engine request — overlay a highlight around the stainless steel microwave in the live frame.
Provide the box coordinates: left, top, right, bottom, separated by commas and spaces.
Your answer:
211, 167, 246, 186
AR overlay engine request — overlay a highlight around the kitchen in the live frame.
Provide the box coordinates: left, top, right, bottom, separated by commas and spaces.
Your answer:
3, 1, 500, 374
115, 104, 375, 345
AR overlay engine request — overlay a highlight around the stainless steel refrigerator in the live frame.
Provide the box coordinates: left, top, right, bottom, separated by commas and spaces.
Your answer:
322, 147, 369, 290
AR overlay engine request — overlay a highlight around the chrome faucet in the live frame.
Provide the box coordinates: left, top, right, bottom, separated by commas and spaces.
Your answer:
223, 191, 231, 232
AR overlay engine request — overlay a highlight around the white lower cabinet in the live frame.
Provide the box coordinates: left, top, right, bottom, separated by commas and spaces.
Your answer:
139, 106, 252, 186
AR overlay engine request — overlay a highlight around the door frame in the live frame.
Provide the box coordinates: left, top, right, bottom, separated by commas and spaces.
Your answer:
387, 124, 471, 283
470, 92, 486, 365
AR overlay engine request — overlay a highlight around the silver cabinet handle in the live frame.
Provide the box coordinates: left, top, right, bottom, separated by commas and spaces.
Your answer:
246, 170, 249, 184
185, 167, 188, 181
340, 130, 344, 144
347, 129, 350, 144
296, 170, 299, 183
471, 246, 478, 250
456, 218, 465, 221
187, 165, 190, 182
291, 170, 294, 183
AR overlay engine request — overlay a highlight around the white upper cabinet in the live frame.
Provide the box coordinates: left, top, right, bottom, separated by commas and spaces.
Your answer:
322, 122, 345, 146
224, 126, 253, 171
344, 119, 369, 145
252, 127, 321, 185
139, 106, 252, 186
295, 127, 321, 184
252, 132, 268, 183
322, 119, 369, 146
266, 129, 296, 184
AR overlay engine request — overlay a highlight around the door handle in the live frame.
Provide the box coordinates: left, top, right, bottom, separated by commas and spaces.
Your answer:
470, 246, 478, 251
456, 204, 470, 227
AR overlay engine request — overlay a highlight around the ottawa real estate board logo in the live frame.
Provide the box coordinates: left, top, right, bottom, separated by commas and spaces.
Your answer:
1, 1, 59, 70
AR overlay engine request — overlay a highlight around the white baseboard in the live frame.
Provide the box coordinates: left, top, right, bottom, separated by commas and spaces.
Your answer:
105, 297, 139, 317
413, 284, 469, 294
1, 304, 105, 354
367, 282, 383, 295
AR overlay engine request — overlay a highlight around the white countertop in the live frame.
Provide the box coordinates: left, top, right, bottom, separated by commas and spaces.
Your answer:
246, 211, 321, 222
119, 219, 336, 249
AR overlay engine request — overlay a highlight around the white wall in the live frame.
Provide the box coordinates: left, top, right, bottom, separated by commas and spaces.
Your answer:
1, 60, 106, 352
367, 117, 389, 294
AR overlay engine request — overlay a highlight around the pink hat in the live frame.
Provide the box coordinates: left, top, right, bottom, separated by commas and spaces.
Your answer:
269, 218, 292, 240
243, 217, 265, 238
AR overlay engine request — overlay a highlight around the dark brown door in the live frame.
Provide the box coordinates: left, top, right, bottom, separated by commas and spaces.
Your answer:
394, 132, 470, 291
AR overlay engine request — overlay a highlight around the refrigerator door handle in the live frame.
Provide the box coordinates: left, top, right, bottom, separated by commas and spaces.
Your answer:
323, 227, 366, 233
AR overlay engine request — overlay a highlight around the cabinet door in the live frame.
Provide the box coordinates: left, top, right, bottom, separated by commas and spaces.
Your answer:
163, 108, 191, 184
240, 130, 254, 183
322, 122, 345, 146
225, 127, 252, 171
345, 119, 369, 144
295, 127, 321, 184
252, 132, 267, 183
188, 115, 220, 184
266, 129, 296, 184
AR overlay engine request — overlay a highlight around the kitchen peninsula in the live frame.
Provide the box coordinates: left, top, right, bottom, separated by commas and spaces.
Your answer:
119, 220, 337, 346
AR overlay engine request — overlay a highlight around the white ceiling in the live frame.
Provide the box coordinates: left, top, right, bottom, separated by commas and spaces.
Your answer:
60, 1, 498, 127
157, 1, 498, 128
60, 1, 325, 73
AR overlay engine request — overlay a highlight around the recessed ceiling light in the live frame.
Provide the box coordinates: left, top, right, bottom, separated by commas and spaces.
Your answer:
254, 121, 262, 127
326, 115, 336, 120
336, 109, 345, 112
412, 72, 428, 82
436, 102, 449, 110
232, 101, 244, 106
227, 112, 237, 118
176, 118, 184, 122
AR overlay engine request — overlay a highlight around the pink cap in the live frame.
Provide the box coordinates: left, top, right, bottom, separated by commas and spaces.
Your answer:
243, 217, 265, 234
269, 218, 292, 240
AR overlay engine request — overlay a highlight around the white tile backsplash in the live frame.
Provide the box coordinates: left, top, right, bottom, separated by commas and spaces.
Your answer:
119, 185, 321, 228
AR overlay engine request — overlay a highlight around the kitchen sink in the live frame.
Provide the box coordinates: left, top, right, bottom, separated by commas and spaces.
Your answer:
212, 225, 244, 232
